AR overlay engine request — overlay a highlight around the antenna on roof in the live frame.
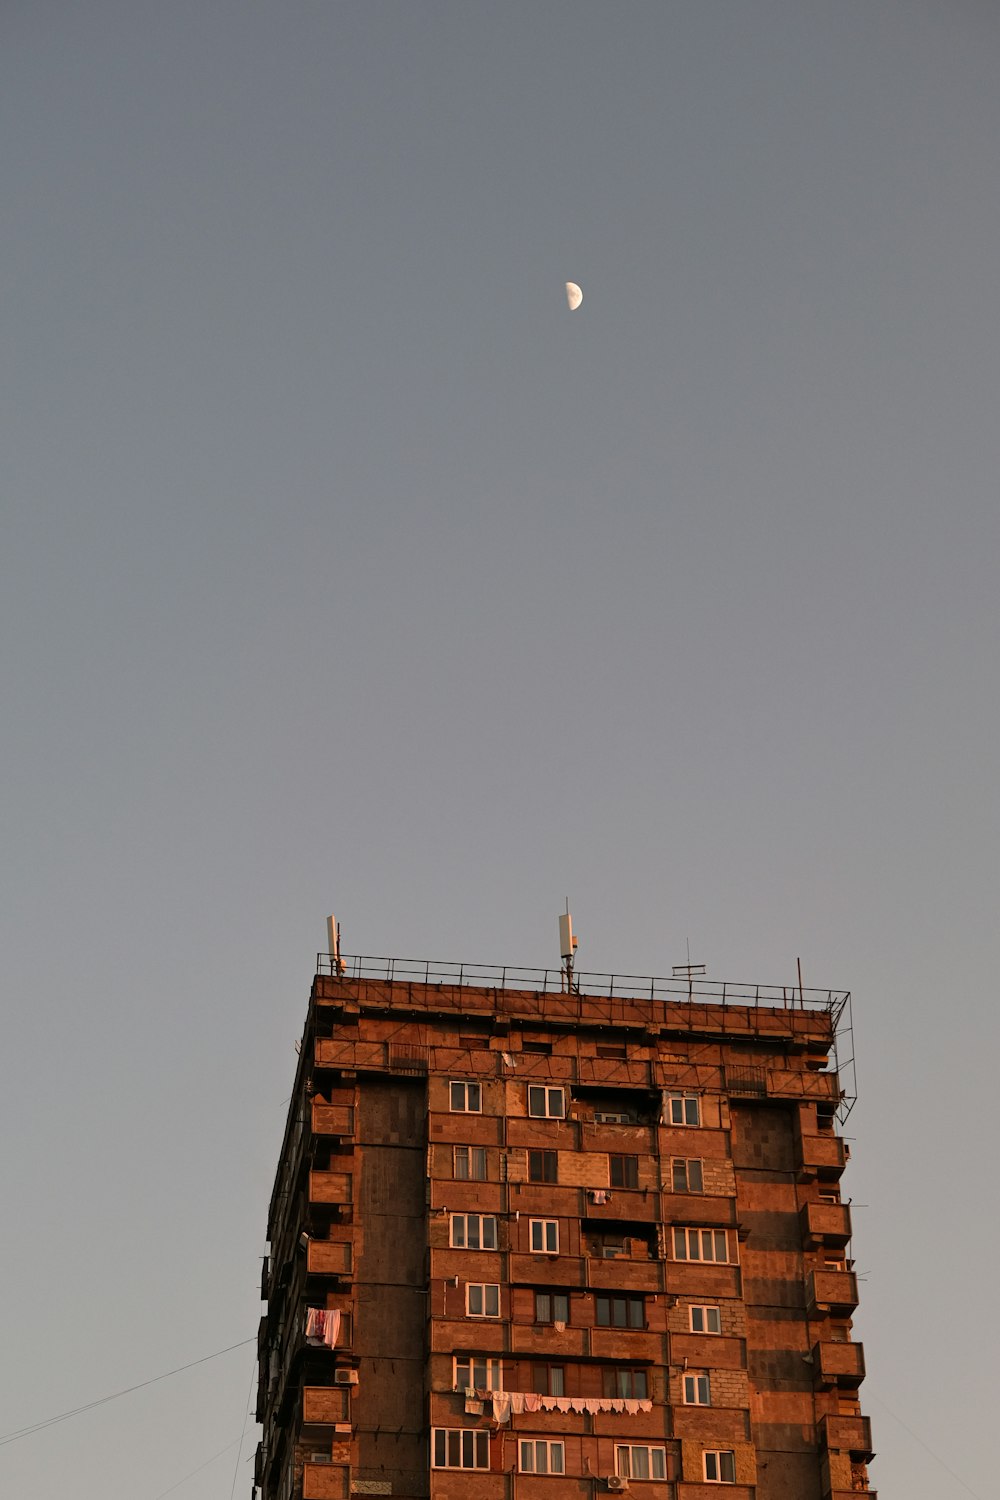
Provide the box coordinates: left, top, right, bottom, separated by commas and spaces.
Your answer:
559, 901, 579, 994
326, 914, 345, 976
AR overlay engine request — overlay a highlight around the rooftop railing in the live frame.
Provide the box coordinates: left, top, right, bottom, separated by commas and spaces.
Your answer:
315, 952, 848, 1020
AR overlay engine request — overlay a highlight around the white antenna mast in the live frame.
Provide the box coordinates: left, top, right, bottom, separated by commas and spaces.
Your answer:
558, 901, 579, 993
326, 914, 345, 976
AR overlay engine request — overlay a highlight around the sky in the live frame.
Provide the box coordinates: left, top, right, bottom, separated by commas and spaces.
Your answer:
2, 3, 998, 1496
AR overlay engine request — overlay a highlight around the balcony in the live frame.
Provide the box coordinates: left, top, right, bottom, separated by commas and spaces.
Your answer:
312, 1101, 355, 1137
819, 1413, 874, 1461
302, 1460, 347, 1499
807, 1268, 859, 1316
307, 1238, 353, 1277
303, 1385, 350, 1425
798, 1135, 848, 1181
800, 1200, 852, 1247
812, 1340, 866, 1388
309, 1170, 353, 1207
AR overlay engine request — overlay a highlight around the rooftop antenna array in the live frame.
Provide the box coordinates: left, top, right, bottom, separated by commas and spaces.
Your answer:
559, 902, 579, 994
326, 914, 346, 976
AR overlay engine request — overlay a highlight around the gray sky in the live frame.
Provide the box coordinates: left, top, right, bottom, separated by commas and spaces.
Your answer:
3, 4, 998, 1496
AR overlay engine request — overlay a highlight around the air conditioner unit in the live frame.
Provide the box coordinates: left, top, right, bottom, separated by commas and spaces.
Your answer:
606, 1477, 629, 1492
334, 1368, 359, 1386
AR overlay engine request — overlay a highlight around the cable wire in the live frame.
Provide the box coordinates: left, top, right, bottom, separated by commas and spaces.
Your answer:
0, 1336, 256, 1448
228, 1353, 258, 1500
870, 1393, 986, 1500
150, 1437, 242, 1500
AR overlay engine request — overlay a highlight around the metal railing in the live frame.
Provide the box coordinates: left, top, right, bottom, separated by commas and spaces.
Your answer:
316, 952, 848, 1018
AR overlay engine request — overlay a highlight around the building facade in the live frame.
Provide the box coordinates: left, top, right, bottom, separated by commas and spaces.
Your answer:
256, 954, 874, 1500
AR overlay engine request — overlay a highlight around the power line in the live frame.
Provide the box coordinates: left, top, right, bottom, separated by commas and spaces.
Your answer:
228, 1354, 258, 1500
0, 1336, 256, 1449
150, 1437, 242, 1500
870, 1393, 986, 1500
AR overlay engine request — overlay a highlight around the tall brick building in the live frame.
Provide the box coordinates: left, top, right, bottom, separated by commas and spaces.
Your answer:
256, 950, 874, 1500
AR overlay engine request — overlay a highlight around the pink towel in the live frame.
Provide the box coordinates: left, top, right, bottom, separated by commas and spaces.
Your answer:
324, 1309, 341, 1348
523, 1393, 542, 1412
509, 1392, 525, 1415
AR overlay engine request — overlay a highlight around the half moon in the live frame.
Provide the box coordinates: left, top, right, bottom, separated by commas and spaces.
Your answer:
565, 282, 583, 311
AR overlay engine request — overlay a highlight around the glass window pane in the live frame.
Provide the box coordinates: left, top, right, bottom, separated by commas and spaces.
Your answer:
689, 1159, 703, 1191
468, 1084, 481, 1112
632, 1448, 649, 1479
551, 1444, 565, 1475
554, 1294, 568, 1321
550, 1366, 564, 1396
721, 1452, 735, 1482
651, 1450, 666, 1479
685, 1097, 699, 1125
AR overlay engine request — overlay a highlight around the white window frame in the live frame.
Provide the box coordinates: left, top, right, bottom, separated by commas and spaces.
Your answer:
519, 1440, 565, 1476
449, 1081, 482, 1113
672, 1226, 733, 1263
529, 1217, 559, 1254
683, 1370, 711, 1405
451, 1213, 498, 1250
665, 1093, 701, 1127
454, 1145, 487, 1181
688, 1304, 722, 1334
465, 1283, 500, 1317
432, 1428, 490, 1471
615, 1445, 667, 1481
703, 1449, 736, 1483
528, 1085, 565, 1119
454, 1355, 504, 1392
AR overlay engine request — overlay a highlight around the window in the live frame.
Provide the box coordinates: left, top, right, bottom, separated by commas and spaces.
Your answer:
528, 1085, 565, 1119
684, 1370, 710, 1405
596, 1044, 627, 1060
454, 1146, 488, 1181
616, 1445, 667, 1481
602, 1367, 648, 1398
671, 1158, 704, 1192
594, 1110, 630, 1124
450, 1081, 482, 1113
432, 1429, 490, 1471
529, 1218, 559, 1254
451, 1214, 498, 1250
704, 1450, 736, 1483
466, 1283, 500, 1318
529, 1149, 558, 1183
534, 1291, 569, 1325
454, 1356, 503, 1391
688, 1304, 721, 1334
672, 1227, 732, 1263
665, 1093, 700, 1127
519, 1440, 565, 1475
609, 1154, 639, 1189
522, 1039, 553, 1055
531, 1363, 565, 1396
596, 1294, 644, 1329
594, 1234, 627, 1259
